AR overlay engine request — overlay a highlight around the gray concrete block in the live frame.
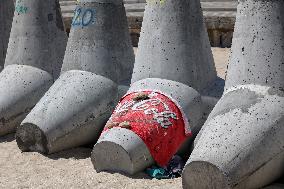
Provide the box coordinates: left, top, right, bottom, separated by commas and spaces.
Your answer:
91, 0, 223, 175
17, 71, 118, 154
183, 1, 284, 188
131, 0, 217, 92
224, 1, 284, 90
92, 78, 205, 174
16, 0, 134, 153
0, 0, 14, 71
0, 0, 67, 136
183, 87, 284, 189
61, 0, 134, 85
92, 127, 154, 175
5, 0, 67, 79
0, 65, 53, 136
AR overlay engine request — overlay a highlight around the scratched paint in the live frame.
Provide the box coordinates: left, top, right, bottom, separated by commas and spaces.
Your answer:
71, 7, 96, 28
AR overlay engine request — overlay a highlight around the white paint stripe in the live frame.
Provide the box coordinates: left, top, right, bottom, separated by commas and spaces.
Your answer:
224, 84, 270, 96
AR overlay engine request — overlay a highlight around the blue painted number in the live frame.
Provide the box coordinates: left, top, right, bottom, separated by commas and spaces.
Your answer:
71, 7, 96, 27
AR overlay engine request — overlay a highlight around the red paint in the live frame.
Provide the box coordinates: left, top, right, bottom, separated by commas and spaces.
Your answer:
103, 90, 192, 167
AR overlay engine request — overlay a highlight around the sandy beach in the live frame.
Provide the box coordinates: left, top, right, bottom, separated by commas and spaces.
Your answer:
0, 48, 230, 189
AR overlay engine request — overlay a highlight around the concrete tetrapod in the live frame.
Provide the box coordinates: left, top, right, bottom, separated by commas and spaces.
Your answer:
92, 78, 205, 174
16, 0, 135, 154
0, 0, 14, 71
92, 0, 224, 175
183, 1, 284, 189
0, 0, 67, 136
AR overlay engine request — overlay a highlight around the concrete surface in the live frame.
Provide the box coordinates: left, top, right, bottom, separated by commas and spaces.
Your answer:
92, 78, 205, 174
92, 0, 224, 175
0, 0, 67, 136
16, 0, 135, 154
0, 47, 229, 189
0, 0, 14, 71
183, 1, 284, 188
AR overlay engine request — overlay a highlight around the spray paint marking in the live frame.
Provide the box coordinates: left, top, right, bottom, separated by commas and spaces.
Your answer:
15, 0, 29, 14
103, 90, 191, 167
146, 0, 166, 5
71, 7, 96, 28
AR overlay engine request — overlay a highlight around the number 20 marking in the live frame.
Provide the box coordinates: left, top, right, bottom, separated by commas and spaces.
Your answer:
72, 8, 96, 27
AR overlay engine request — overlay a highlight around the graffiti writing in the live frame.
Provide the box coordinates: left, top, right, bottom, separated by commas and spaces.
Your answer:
71, 7, 96, 27
114, 91, 178, 129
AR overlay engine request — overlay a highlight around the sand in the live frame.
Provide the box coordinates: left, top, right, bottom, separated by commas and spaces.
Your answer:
0, 48, 230, 189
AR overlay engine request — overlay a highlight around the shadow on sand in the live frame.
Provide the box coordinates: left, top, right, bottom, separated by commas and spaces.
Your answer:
0, 133, 152, 179
104, 170, 152, 180
46, 147, 92, 160
46, 146, 152, 180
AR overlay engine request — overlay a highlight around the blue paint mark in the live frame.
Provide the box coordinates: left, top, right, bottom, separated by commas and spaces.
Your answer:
71, 7, 96, 28
82, 9, 94, 26
15, 0, 29, 14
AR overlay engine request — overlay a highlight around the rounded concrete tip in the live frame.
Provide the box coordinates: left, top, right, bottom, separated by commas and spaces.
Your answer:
91, 128, 154, 175
16, 123, 48, 154
182, 161, 230, 189
91, 140, 135, 174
